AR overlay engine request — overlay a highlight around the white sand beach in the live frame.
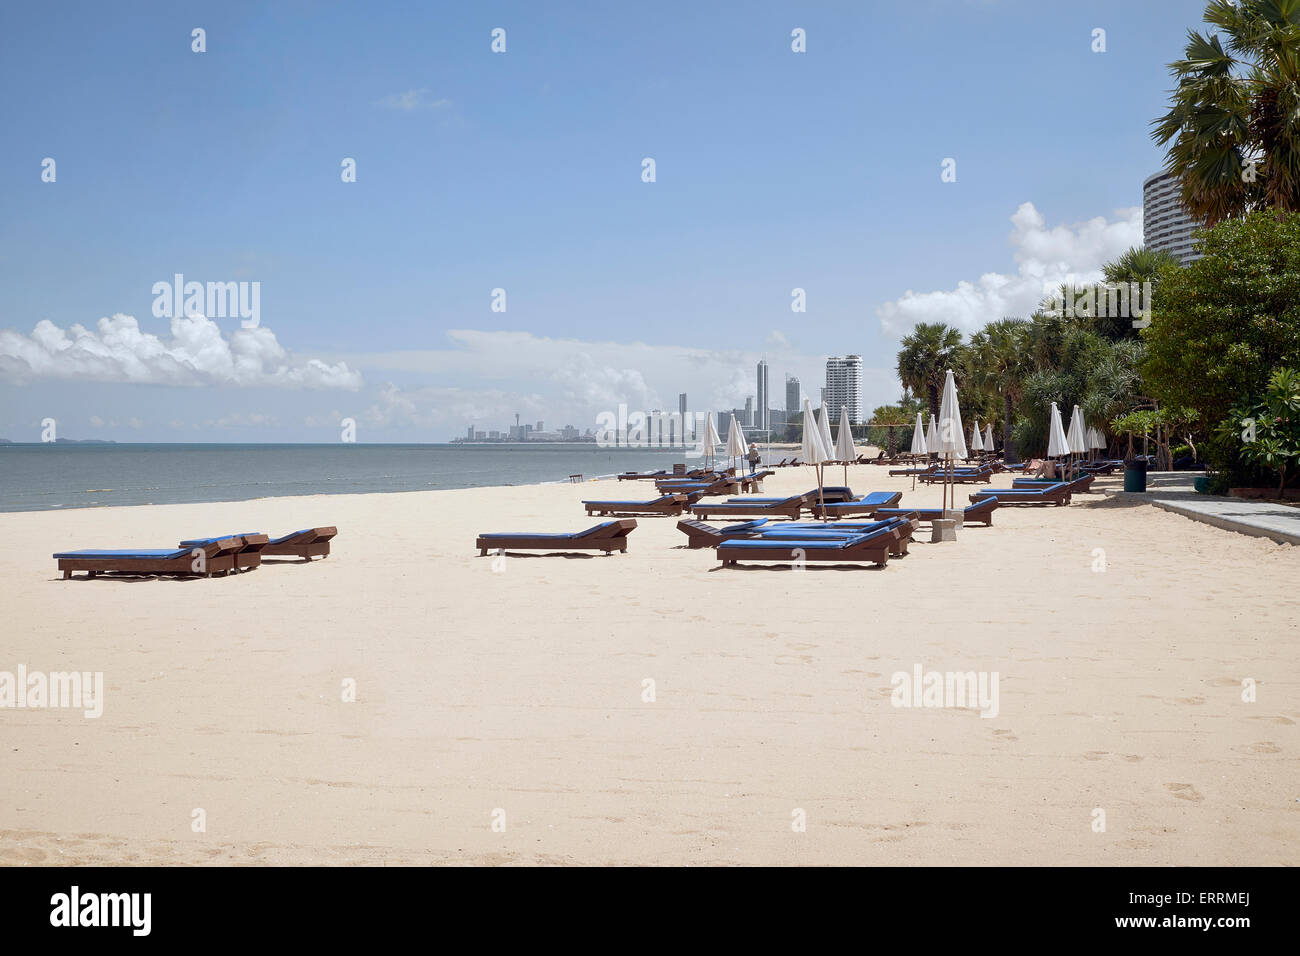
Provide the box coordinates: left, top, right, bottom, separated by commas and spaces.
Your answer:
1, 466, 1296, 865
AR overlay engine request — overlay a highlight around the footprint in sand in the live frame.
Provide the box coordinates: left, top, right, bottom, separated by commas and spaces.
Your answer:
992, 729, 1018, 742
1084, 751, 1144, 762
1175, 697, 1207, 706
1248, 714, 1296, 725
1165, 783, 1203, 802
774, 654, 812, 665
1235, 741, 1281, 754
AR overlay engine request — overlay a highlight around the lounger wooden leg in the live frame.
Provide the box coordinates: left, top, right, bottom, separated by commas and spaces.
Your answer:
479, 548, 487, 556
62, 570, 70, 580
88, 570, 96, 579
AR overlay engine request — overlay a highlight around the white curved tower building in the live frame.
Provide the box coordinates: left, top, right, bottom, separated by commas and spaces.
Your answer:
1143, 170, 1203, 266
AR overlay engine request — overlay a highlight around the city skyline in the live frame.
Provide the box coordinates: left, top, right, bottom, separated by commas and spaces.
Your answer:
1, 1, 1189, 442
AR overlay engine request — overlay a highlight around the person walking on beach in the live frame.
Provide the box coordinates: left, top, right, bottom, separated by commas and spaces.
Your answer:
747, 442, 761, 473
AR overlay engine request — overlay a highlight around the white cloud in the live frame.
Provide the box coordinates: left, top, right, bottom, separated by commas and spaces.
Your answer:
0, 314, 363, 390
876, 202, 1143, 336
376, 88, 451, 111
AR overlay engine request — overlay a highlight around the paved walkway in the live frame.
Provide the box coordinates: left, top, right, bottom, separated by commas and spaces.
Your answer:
1106, 473, 1300, 546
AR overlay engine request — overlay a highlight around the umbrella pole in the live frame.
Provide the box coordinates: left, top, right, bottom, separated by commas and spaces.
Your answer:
817, 463, 827, 523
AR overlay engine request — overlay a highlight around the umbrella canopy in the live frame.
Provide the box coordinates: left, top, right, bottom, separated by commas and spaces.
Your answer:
909, 412, 928, 455
1046, 402, 1070, 458
925, 413, 940, 457
1066, 405, 1087, 455
702, 412, 721, 465
937, 370, 968, 460
984, 422, 994, 451
1087, 425, 1107, 450
816, 402, 836, 463
835, 406, 856, 462
726, 412, 747, 464
969, 419, 985, 452
800, 398, 830, 464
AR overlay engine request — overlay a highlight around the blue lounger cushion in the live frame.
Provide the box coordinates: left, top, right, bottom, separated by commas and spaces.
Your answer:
268, 529, 315, 544
722, 528, 892, 550
479, 521, 619, 540
821, 492, 896, 508
584, 497, 671, 507
978, 483, 1067, 495
178, 533, 259, 546
53, 548, 191, 560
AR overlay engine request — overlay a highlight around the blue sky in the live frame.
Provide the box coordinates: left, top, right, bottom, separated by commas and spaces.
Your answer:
0, 0, 1200, 441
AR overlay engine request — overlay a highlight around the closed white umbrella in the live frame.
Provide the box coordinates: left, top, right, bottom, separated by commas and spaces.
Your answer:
937, 369, 968, 510
1046, 402, 1070, 474
835, 405, 856, 484
984, 422, 994, 454
801, 398, 832, 518
909, 411, 928, 491
970, 418, 985, 454
1067, 405, 1087, 454
1088, 425, 1107, 461
817, 402, 836, 469
925, 413, 940, 462
909, 411, 928, 456
726, 412, 747, 475
702, 412, 721, 469
1067, 404, 1087, 478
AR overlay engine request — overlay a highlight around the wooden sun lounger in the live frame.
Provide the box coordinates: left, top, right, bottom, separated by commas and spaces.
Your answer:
970, 482, 1071, 506
584, 494, 690, 517
747, 517, 916, 557
809, 491, 903, 519
688, 494, 806, 520
678, 517, 915, 557
54, 534, 255, 579
178, 532, 271, 570
714, 520, 916, 569
262, 527, 337, 559
654, 476, 746, 497
918, 466, 993, 485
617, 469, 666, 481
476, 519, 637, 556
889, 463, 937, 477
876, 497, 998, 526
676, 518, 771, 549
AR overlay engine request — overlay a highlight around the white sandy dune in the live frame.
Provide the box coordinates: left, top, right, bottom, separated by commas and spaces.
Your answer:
0, 466, 1296, 865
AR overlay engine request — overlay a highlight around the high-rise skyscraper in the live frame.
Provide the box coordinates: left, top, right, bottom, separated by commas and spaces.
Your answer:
678, 392, 687, 417
755, 360, 769, 432
743, 396, 754, 428
785, 375, 800, 413
1143, 170, 1204, 266
824, 355, 863, 424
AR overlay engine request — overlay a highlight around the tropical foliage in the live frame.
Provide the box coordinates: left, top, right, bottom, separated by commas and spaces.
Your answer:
1151, 0, 1300, 225
1142, 211, 1300, 473
1222, 366, 1300, 492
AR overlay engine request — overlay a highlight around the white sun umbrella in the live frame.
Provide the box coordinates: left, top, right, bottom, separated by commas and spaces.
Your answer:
908, 411, 928, 490
1046, 401, 1070, 477
925, 413, 940, 462
801, 398, 832, 518
1067, 404, 1087, 478
984, 422, 994, 456
910, 411, 928, 456
970, 418, 985, 456
726, 412, 747, 476
701, 411, 721, 469
937, 369, 968, 511
817, 401, 836, 468
1088, 424, 1107, 461
835, 405, 856, 484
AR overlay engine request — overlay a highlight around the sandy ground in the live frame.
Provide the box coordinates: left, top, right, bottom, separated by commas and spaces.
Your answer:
0, 465, 1296, 866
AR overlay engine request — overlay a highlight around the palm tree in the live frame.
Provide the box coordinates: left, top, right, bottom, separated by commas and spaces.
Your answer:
896, 323, 963, 417
1101, 246, 1181, 284
967, 318, 1031, 460
1151, 0, 1300, 225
